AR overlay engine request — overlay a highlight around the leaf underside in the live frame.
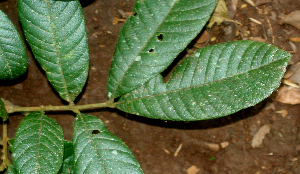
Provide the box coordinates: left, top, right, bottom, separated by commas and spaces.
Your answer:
0, 10, 27, 80
13, 112, 64, 174
107, 0, 218, 99
117, 40, 291, 121
73, 113, 143, 174
18, 0, 89, 103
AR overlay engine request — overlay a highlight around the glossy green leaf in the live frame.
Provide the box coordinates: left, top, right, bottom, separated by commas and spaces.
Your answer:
116, 40, 291, 121
13, 112, 64, 174
58, 140, 74, 174
0, 98, 8, 121
73, 113, 143, 174
18, 0, 89, 103
0, 10, 27, 80
107, 0, 218, 99
7, 165, 17, 174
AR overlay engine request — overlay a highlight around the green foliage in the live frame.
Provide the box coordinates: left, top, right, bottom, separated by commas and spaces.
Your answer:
0, 10, 27, 80
73, 113, 143, 174
58, 141, 74, 174
116, 41, 290, 120
13, 112, 64, 174
0, 0, 292, 173
0, 98, 8, 121
7, 165, 17, 174
18, 0, 89, 103
107, 0, 218, 99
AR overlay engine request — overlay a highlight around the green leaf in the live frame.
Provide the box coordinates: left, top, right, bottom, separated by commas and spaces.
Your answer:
13, 112, 64, 174
0, 10, 27, 80
73, 113, 143, 174
107, 0, 218, 99
18, 0, 89, 103
8, 138, 14, 153
116, 40, 291, 121
7, 165, 17, 174
0, 98, 8, 121
58, 140, 74, 174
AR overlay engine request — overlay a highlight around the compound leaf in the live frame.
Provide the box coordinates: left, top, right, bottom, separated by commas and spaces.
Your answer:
107, 0, 218, 99
18, 0, 89, 103
58, 140, 74, 174
13, 112, 64, 174
73, 113, 143, 174
0, 10, 27, 80
116, 40, 291, 121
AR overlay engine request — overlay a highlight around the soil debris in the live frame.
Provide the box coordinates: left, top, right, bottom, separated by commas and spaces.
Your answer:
207, 0, 230, 28
275, 109, 288, 117
280, 10, 300, 30
290, 37, 300, 42
251, 124, 271, 148
186, 165, 200, 174
174, 143, 182, 157
220, 141, 229, 148
163, 148, 170, 155
276, 86, 300, 104
204, 142, 220, 151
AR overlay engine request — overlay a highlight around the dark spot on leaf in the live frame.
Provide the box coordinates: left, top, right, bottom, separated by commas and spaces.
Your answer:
92, 130, 100, 135
148, 48, 154, 52
157, 34, 164, 41
133, 12, 138, 17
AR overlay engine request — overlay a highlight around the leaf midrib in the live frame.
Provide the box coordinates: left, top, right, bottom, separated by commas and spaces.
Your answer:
47, 0, 70, 102
77, 113, 108, 174
116, 57, 287, 104
112, 0, 181, 98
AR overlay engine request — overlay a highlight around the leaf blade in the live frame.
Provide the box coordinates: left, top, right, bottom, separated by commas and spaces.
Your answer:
17, 0, 89, 102
116, 40, 291, 121
73, 113, 143, 174
0, 10, 27, 80
58, 140, 74, 174
13, 112, 64, 174
7, 165, 17, 174
107, 0, 218, 98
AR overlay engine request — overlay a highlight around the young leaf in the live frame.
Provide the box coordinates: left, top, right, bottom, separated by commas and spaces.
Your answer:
0, 98, 8, 121
116, 40, 291, 121
0, 10, 27, 80
107, 0, 218, 99
18, 0, 89, 103
13, 112, 64, 174
73, 113, 143, 174
58, 140, 74, 174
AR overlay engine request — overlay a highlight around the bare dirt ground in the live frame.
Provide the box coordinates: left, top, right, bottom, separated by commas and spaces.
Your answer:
0, 0, 299, 173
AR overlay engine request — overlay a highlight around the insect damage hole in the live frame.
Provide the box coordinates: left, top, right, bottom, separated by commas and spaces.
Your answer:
157, 34, 164, 41
92, 130, 101, 135
148, 48, 154, 52
133, 12, 138, 17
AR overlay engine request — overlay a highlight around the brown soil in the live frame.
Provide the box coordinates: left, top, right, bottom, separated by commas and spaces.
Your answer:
0, 0, 300, 173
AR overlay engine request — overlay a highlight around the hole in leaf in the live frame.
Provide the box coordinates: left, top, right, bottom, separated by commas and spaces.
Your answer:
148, 48, 154, 52
157, 34, 164, 41
133, 12, 138, 17
92, 130, 100, 135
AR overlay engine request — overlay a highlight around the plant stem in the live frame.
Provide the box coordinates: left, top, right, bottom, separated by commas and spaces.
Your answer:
0, 122, 10, 171
6, 101, 115, 114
